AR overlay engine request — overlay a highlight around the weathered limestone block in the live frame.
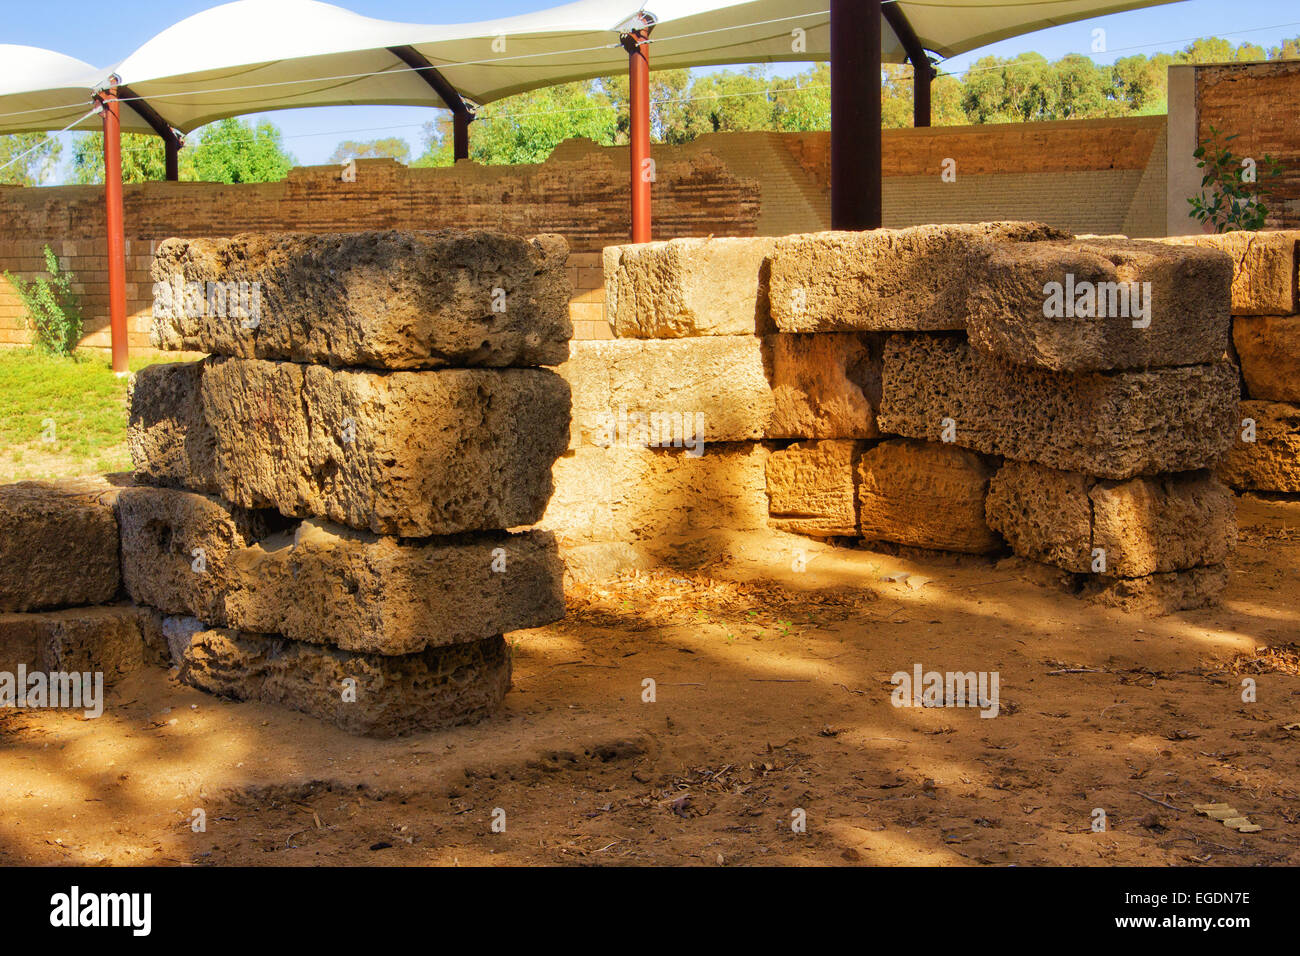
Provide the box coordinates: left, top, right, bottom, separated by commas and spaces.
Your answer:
0, 479, 122, 613
559, 338, 771, 448
540, 442, 771, 545
764, 333, 882, 439
986, 461, 1235, 576
117, 487, 284, 625
857, 439, 1000, 553
1081, 564, 1229, 614
966, 238, 1232, 371
128, 359, 217, 491
604, 237, 775, 337
151, 231, 572, 368
766, 440, 862, 537
0, 605, 152, 685
225, 521, 565, 655
1233, 315, 1300, 402
200, 358, 570, 536
1219, 400, 1300, 492
769, 221, 1068, 332
175, 627, 511, 737
1158, 231, 1297, 315
877, 335, 1238, 480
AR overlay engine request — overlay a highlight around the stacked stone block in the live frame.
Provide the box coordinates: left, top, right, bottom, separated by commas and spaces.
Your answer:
571, 223, 1241, 611
123, 230, 572, 735
1156, 231, 1300, 495
0, 478, 167, 689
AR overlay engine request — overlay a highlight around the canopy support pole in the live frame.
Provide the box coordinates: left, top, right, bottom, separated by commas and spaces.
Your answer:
621, 24, 653, 243
388, 46, 474, 161
831, 0, 882, 229
882, 2, 935, 128
94, 83, 129, 375
118, 84, 183, 180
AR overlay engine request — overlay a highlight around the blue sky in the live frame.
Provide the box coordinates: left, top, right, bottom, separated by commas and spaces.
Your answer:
9, 0, 1300, 172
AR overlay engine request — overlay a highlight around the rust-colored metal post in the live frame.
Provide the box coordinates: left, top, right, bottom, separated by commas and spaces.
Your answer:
624, 27, 652, 243
98, 85, 129, 374
914, 60, 934, 128
164, 137, 180, 180
453, 110, 471, 161
831, 0, 883, 229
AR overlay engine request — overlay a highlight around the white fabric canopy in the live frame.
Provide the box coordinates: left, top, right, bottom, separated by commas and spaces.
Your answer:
0, 0, 1185, 135
0, 46, 153, 134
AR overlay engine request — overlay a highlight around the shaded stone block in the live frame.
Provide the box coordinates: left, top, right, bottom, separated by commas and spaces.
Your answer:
766, 440, 862, 537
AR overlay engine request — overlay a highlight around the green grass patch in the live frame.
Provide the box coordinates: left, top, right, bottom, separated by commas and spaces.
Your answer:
0, 348, 180, 479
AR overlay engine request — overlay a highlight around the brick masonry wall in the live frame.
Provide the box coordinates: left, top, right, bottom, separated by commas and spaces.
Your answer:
1194, 61, 1300, 229
0, 120, 1169, 350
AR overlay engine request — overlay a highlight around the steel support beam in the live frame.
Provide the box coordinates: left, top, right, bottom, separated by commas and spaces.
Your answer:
882, 2, 936, 128
388, 45, 474, 161
94, 84, 129, 374
621, 26, 653, 243
831, 0, 882, 230
118, 84, 183, 180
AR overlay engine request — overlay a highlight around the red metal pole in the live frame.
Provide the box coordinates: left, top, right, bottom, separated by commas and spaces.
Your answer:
99, 86, 129, 374
831, 0, 883, 229
626, 28, 652, 243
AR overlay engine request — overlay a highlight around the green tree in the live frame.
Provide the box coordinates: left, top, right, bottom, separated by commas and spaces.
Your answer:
184, 118, 295, 183
0, 133, 62, 186
328, 137, 410, 164
70, 132, 170, 184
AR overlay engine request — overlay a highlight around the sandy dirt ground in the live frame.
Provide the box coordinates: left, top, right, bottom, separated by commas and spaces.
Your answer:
1, 495, 1297, 867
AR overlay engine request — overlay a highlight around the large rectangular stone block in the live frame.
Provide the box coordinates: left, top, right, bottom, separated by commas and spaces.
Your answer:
877, 335, 1238, 479
766, 440, 862, 537
0, 479, 122, 613
151, 231, 572, 368
174, 626, 510, 737
540, 442, 771, 546
559, 338, 772, 448
0, 605, 154, 686
765, 333, 882, 439
604, 237, 775, 337
768, 222, 1068, 332
225, 521, 564, 655
857, 439, 1000, 553
986, 461, 1235, 576
1233, 315, 1300, 402
117, 486, 286, 626
128, 360, 217, 492
118, 488, 564, 654
1158, 231, 1297, 315
1218, 400, 1300, 492
966, 238, 1232, 371
130, 357, 571, 536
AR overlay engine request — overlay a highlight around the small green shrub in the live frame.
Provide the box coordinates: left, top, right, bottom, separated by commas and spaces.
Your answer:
1188, 125, 1284, 233
4, 245, 83, 356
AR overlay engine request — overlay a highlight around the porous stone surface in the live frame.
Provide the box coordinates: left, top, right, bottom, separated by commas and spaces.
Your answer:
1233, 315, 1300, 402
604, 237, 775, 337
117, 486, 285, 625
877, 335, 1239, 479
151, 231, 572, 368
540, 442, 772, 545
764, 333, 882, 439
1158, 231, 1297, 315
766, 440, 861, 537
856, 439, 1000, 554
768, 221, 1069, 332
175, 627, 511, 737
966, 238, 1232, 371
1218, 400, 1300, 492
128, 359, 217, 492
1081, 564, 1230, 614
198, 357, 570, 536
558, 338, 771, 448
0, 605, 151, 685
986, 461, 1235, 576
225, 521, 565, 655
0, 478, 123, 612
